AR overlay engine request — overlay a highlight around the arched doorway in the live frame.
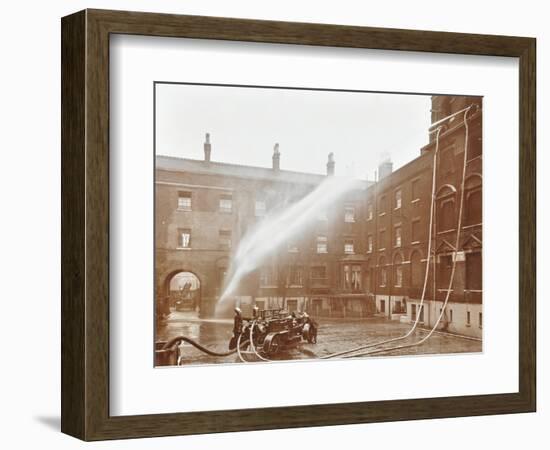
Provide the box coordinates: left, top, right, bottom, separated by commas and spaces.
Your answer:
164, 271, 201, 318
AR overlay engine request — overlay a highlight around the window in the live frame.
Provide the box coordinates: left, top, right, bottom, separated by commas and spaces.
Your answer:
439, 147, 455, 174
343, 265, 351, 289
287, 241, 299, 253
288, 265, 303, 286
395, 189, 402, 209
351, 265, 362, 290
395, 266, 403, 287
365, 264, 372, 291
438, 199, 455, 231
410, 251, 423, 287
379, 258, 387, 287
466, 252, 482, 290
311, 265, 327, 280
178, 228, 191, 248
465, 190, 482, 225
394, 254, 403, 287
286, 299, 298, 312
344, 205, 355, 223
379, 230, 386, 250
464, 175, 482, 226
344, 239, 355, 254
438, 255, 453, 289
419, 305, 425, 322
479, 311, 483, 328
316, 235, 328, 254
411, 219, 421, 242
255, 200, 266, 217
260, 266, 277, 286
394, 226, 402, 247
343, 265, 361, 290
219, 229, 231, 250
367, 202, 373, 220
412, 179, 420, 201
379, 195, 387, 215
437, 185, 456, 232
177, 191, 192, 210
449, 309, 453, 322
219, 194, 233, 213
467, 311, 471, 325
367, 234, 373, 253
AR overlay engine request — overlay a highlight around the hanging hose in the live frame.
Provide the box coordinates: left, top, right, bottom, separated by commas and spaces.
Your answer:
321, 126, 443, 360
163, 106, 476, 364
344, 106, 473, 358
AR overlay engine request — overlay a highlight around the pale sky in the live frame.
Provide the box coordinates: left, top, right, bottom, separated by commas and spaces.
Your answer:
155, 83, 432, 181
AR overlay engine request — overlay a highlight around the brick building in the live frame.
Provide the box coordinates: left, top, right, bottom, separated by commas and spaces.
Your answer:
365, 95, 483, 337
155, 95, 482, 338
155, 137, 371, 319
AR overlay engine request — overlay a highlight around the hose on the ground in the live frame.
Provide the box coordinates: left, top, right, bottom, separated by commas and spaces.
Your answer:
343, 106, 474, 358
161, 335, 248, 357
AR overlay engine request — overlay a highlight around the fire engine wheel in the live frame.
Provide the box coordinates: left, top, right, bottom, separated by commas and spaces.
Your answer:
302, 324, 317, 344
308, 326, 317, 344
264, 334, 282, 356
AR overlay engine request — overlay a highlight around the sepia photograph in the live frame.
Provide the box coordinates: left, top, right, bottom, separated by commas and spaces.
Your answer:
154, 82, 483, 367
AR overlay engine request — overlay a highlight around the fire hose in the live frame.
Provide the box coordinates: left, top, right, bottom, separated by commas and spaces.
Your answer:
163, 106, 476, 364
162, 335, 249, 357
322, 104, 476, 359
342, 106, 473, 358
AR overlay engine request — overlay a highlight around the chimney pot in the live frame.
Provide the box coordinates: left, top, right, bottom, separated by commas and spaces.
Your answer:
272, 143, 280, 171
204, 132, 211, 162
326, 152, 335, 176
378, 159, 393, 180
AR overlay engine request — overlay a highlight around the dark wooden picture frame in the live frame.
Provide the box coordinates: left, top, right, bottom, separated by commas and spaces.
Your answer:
61, 9, 536, 441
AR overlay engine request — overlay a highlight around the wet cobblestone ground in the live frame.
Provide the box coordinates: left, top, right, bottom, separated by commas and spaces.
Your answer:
156, 310, 482, 366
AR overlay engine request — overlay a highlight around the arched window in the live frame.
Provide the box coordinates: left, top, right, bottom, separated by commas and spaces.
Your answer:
410, 251, 423, 287
436, 185, 456, 232
393, 253, 403, 287
464, 175, 482, 226
378, 257, 387, 287
438, 253, 453, 290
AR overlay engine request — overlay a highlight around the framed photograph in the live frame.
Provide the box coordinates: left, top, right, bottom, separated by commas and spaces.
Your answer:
61, 9, 536, 440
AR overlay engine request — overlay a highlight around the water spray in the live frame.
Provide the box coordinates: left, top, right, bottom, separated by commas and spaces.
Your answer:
215, 175, 361, 315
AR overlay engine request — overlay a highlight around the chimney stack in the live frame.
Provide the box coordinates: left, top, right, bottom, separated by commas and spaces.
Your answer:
326, 152, 335, 176
204, 133, 211, 162
378, 159, 393, 180
272, 143, 280, 171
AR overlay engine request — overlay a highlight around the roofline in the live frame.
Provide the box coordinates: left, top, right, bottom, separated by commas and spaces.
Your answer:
156, 154, 372, 187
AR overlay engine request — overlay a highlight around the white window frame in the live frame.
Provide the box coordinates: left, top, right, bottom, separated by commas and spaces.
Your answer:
177, 192, 192, 211
178, 229, 191, 249
344, 240, 355, 254
316, 235, 328, 254
394, 226, 402, 248
219, 195, 233, 213
344, 205, 355, 223
395, 189, 402, 209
